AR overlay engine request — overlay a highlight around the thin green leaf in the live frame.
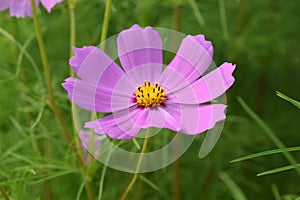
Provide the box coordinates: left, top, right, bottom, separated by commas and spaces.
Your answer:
31, 105, 45, 129
237, 97, 300, 176
7, 152, 34, 165
76, 179, 86, 200
276, 91, 300, 109
9, 116, 28, 138
132, 138, 141, 150
271, 184, 281, 200
218, 0, 229, 40
98, 143, 114, 200
30, 169, 80, 184
188, 0, 205, 26
257, 164, 300, 176
219, 172, 247, 200
231, 146, 300, 163
0, 27, 42, 84
138, 175, 159, 191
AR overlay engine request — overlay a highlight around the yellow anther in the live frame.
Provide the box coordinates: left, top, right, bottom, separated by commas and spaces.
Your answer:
135, 81, 166, 108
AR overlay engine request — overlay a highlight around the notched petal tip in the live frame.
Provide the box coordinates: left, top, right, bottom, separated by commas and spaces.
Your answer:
40, 0, 64, 13
61, 77, 75, 97
84, 121, 136, 140
219, 62, 236, 87
69, 46, 96, 74
192, 34, 213, 55
130, 24, 142, 29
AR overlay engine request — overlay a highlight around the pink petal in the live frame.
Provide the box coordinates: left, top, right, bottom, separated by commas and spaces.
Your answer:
131, 102, 226, 135
179, 104, 227, 135
0, 0, 10, 11
169, 62, 236, 104
159, 34, 213, 92
62, 77, 135, 113
79, 130, 105, 165
10, 0, 36, 18
40, 0, 63, 12
146, 103, 182, 131
117, 25, 162, 83
69, 46, 125, 89
85, 107, 146, 140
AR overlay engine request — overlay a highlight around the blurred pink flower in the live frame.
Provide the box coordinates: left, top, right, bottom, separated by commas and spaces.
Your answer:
79, 130, 106, 166
62, 24, 236, 140
0, 0, 63, 18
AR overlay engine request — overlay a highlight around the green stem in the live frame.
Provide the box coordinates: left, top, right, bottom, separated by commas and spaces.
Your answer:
30, 0, 73, 145
120, 129, 149, 200
67, 1, 95, 200
100, 0, 112, 45
218, 0, 229, 41
69, 0, 76, 72
173, 6, 180, 31
30, 2, 56, 199
235, 0, 247, 37
30, 1, 92, 198
0, 186, 9, 200
97, 143, 113, 200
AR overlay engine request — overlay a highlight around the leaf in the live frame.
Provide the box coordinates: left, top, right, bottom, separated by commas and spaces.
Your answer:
219, 172, 248, 200
276, 91, 300, 109
231, 146, 300, 163
271, 184, 281, 200
257, 164, 300, 176
132, 138, 141, 150
188, 0, 205, 26
138, 175, 159, 191
237, 97, 300, 176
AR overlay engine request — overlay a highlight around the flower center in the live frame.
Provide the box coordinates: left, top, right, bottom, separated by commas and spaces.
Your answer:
135, 81, 167, 108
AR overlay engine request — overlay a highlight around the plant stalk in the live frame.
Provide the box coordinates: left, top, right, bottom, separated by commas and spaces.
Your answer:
0, 186, 9, 200
100, 0, 113, 45
30, 1, 93, 199
120, 129, 149, 200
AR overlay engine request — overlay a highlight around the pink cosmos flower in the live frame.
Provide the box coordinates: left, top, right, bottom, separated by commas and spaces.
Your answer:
62, 24, 236, 140
79, 130, 105, 166
0, 0, 63, 18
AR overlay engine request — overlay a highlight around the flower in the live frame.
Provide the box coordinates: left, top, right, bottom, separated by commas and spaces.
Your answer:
0, 0, 63, 18
79, 130, 106, 166
62, 24, 236, 140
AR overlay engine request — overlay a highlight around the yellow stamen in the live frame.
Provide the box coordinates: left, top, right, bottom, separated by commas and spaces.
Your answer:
135, 81, 166, 108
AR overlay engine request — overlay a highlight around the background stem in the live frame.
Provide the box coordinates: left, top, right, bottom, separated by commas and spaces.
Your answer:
0, 186, 9, 200
100, 0, 112, 45
30, 1, 93, 199
120, 129, 149, 200
30, 0, 73, 147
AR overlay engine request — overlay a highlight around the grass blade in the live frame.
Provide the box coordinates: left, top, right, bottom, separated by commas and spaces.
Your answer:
219, 172, 247, 200
257, 164, 300, 176
237, 97, 300, 177
76, 179, 86, 200
276, 91, 300, 109
138, 175, 159, 191
132, 138, 141, 150
0, 27, 42, 84
231, 146, 300, 163
271, 184, 281, 200
218, 0, 229, 40
188, 0, 205, 26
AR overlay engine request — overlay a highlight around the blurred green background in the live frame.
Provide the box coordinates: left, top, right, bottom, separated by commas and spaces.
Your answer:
0, 0, 299, 199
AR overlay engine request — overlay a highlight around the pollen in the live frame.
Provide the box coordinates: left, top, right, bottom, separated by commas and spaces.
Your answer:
135, 80, 167, 108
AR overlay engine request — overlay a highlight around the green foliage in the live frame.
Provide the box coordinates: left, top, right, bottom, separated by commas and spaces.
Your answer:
276, 91, 300, 109
0, 0, 300, 199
